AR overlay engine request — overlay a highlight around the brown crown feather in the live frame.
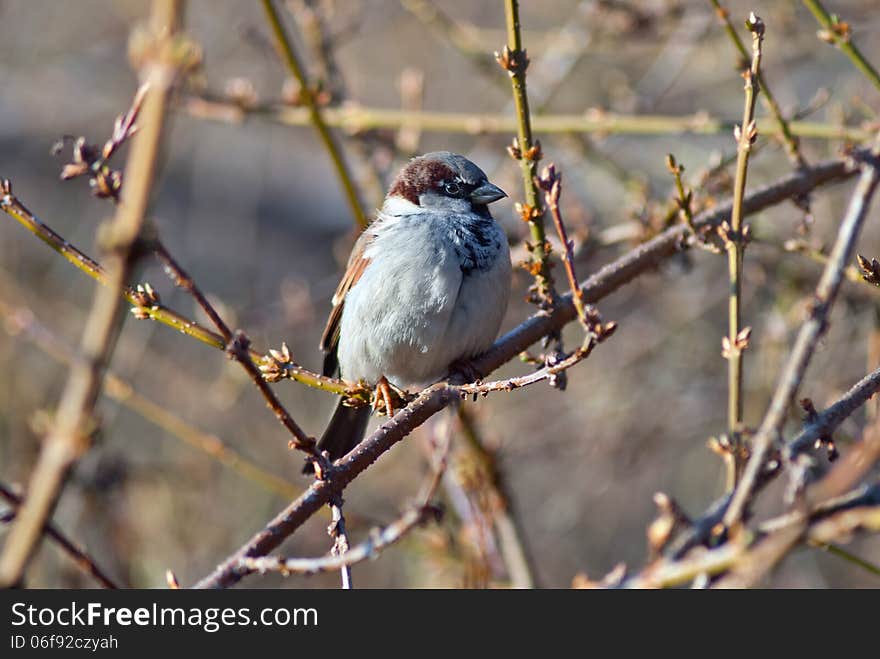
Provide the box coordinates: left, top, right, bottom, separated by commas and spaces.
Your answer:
387, 158, 457, 205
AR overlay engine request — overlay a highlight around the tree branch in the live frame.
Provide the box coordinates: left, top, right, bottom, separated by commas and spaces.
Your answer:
724, 151, 880, 528
0, 0, 186, 587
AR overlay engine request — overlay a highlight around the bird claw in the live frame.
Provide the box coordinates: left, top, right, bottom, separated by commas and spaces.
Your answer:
372, 376, 405, 417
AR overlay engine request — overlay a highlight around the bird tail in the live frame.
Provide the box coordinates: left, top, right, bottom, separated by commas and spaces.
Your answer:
303, 399, 370, 474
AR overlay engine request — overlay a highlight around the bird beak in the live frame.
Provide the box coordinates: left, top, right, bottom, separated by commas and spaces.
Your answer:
469, 182, 507, 204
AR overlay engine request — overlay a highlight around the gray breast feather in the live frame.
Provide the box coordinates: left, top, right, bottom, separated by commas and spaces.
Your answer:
335, 211, 510, 387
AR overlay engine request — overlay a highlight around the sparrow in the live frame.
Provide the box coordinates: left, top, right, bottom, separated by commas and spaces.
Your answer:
312, 151, 511, 469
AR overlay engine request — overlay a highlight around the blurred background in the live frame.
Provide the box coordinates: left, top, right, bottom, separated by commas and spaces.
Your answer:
1, 0, 879, 588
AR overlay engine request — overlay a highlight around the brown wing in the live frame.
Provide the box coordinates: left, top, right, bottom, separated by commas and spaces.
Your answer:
320, 231, 372, 374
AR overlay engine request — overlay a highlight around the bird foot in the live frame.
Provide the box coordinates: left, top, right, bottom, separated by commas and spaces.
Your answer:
372, 376, 406, 417
449, 358, 483, 384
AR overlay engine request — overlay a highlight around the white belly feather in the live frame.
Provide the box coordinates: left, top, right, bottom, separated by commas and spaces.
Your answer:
336, 212, 511, 388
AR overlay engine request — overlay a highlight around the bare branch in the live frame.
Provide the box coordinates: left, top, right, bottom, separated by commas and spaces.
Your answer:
724, 152, 880, 528
0, 0, 187, 587
0, 483, 119, 589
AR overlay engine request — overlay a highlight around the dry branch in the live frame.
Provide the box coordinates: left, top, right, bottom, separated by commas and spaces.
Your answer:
0, 0, 186, 587
724, 151, 880, 528
193, 152, 865, 589
0, 483, 119, 589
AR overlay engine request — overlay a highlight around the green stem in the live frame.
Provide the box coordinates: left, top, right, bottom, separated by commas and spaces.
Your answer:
260, 0, 368, 229
710, 0, 807, 168
802, 0, 880, 92
726, 15, 764, 488
0, 184, 358, 400
187, 96, 875, 141
502, 0, 554, 304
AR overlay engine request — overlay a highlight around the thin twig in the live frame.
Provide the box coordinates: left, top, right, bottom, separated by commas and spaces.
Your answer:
626, 476, 880, 589
802, 0, 880, 92
812, 541, 880, 578
0, 0, 185, 587
182, 95, 877, 142
715, 421, 880, 588
0, 483, 119, 589
288, 0, 388, 209
722, 13, 763, 487
328, 498, 352, 589
0, 296, 301, 501
498, 0, 554, 305
724, 151, 880, 528
260, 0, 367, 229
666, 358, 880, 561
455, 407, 537, 588
710, 0, 808, 169
0, 185, 366, 401
238, 505, 441, 577
236, 408, 453, 580
152, 243, 317, 454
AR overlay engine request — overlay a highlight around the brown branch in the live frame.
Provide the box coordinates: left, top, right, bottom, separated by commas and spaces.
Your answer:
714, 415, 880, 588
0, 185, 367, 402
152, 243, 317, 455
0, 293, 302, 501
238, 416, 452, 581
664, 359, 880, 562
460, 337, 601, 396
194, 383, 458, 588
239, 505, 441, 577
0, 0, 185, 587
0, 483, 119, 589
724, 151, 880, 528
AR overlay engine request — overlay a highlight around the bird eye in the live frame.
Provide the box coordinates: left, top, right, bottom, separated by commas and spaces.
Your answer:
444, 181, 461, 196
